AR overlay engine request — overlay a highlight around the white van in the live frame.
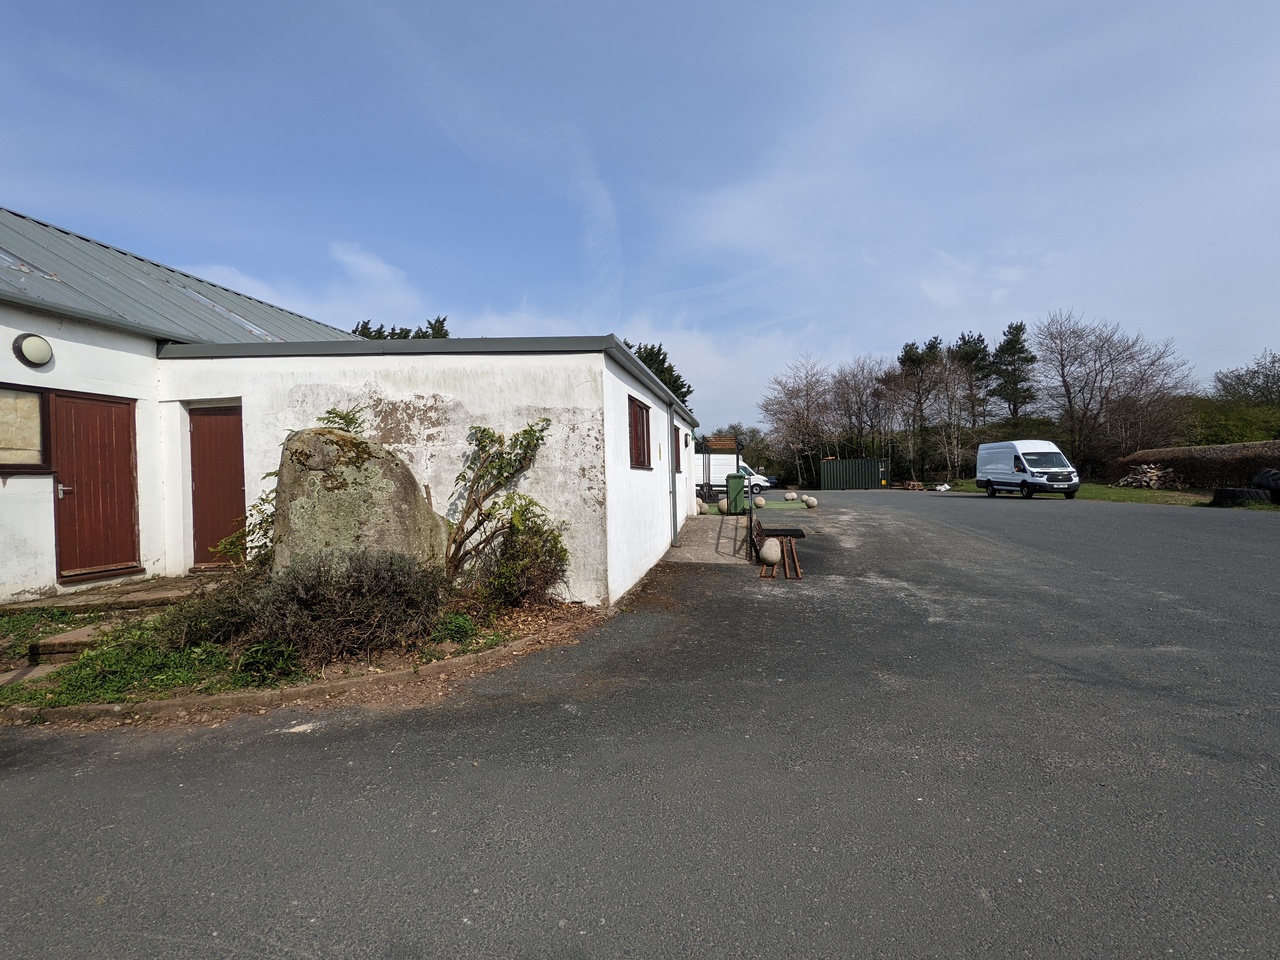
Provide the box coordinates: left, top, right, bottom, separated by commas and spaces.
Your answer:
701, 454, 772, 494
976, 440, 1080, 499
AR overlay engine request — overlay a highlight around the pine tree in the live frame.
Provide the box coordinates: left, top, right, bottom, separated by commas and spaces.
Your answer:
989, 321, 1037, 421
351, 316, 450, 339
622, 340, 694, 407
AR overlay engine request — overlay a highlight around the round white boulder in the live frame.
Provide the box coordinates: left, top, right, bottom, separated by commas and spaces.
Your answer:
758, 537, 783, 566
805, 497, 818, 509
753, 496, 766, 509
718, 498, 730, 514
783, 491, 799, 502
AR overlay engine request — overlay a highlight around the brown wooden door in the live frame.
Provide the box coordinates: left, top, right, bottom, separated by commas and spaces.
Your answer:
50, 393, 141, 581
190, 407, 245, 565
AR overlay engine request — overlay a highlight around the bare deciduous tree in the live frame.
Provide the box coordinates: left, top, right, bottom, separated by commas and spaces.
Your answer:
1033, 310, 1193, 471
757, 355, 834, 487
830, 356, 894, 459
1214, 348, 1280, 408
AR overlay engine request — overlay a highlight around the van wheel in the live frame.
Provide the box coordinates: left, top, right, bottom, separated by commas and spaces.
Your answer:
1064, 491, 1076, 500
986, 483, 997, 498
751, 483, 764, 495
1020, 482, 1033, 499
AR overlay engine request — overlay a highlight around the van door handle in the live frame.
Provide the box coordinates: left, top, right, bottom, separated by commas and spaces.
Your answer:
57, 484, 74, 498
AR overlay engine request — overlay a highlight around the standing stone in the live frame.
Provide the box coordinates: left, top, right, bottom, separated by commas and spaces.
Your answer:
272, 428, 449, 572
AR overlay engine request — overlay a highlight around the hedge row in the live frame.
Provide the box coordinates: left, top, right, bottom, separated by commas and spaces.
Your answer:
1115, 440, 1280, 489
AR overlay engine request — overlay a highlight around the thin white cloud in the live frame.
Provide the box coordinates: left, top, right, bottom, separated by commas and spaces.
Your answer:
184, 241, 430, 332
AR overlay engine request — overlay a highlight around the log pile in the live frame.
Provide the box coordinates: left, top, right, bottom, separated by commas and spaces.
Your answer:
1111, 464, 1189, 490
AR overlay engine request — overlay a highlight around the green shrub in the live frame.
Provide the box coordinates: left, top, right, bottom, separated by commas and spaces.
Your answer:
430, 611, 478, 646
474, 494, 570, 607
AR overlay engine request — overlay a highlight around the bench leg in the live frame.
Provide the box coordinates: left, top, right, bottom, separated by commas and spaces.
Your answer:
783, 537, 802, 580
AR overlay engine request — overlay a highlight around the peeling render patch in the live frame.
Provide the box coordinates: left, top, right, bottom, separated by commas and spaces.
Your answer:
365, 392, 455, 449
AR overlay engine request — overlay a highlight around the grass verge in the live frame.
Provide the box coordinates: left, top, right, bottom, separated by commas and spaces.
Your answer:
0, 625, 256, 708
942, 480, 1215, 506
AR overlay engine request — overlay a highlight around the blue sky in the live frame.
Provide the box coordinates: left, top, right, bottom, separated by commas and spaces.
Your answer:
3, 1, 1277, 428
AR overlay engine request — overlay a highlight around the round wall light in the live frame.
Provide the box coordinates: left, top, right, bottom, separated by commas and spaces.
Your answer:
13, 333, 54, 368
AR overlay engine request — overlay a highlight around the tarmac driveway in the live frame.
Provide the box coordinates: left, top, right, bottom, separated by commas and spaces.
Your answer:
2, 492, 1277, 958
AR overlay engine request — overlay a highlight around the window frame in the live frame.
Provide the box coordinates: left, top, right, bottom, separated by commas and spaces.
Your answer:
628, 395, 652, 470
672, 425, 682, 473
0, 382, 52, 473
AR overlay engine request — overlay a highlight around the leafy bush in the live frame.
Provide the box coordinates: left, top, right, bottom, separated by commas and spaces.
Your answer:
473, 494, 570, 607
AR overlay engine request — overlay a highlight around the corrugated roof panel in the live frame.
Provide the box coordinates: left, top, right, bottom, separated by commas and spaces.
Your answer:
0, 209, 357, 344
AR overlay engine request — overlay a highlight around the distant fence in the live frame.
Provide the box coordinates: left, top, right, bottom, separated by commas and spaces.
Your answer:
820, 458, 891, 490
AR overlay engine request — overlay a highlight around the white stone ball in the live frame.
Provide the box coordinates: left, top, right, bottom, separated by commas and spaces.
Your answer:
698, 501, 709, 514
753, 496, 766, 509
784, 491, 798, 501
805, 497, 818, 509
759, 538, 783, 566
718, 498, 729, 514
695, 496, 704, 507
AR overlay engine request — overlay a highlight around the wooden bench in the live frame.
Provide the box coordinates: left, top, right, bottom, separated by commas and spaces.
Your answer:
751, 518, 805, 580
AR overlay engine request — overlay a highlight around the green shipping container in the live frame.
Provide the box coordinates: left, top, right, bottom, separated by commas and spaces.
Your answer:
820, 458, 891, 490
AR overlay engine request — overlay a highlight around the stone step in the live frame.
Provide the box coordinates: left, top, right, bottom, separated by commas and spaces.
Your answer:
1, 576, 201, 615
27, 624, 111, 664
0, 661, 61, 688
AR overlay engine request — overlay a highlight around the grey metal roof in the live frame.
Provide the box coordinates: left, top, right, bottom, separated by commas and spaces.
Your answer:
159, 334, 699, 426
0, 208, 356, 344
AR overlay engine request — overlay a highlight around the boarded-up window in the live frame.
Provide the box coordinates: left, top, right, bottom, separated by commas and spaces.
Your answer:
628, 396, 651, 469
0, 386, 45, 467
672, 425, 682, 472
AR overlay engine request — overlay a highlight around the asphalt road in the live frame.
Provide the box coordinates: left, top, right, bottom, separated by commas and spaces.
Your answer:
2, 492, 1277, 959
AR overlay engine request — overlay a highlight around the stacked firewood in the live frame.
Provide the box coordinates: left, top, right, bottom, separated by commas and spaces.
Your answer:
1111, 464, 1189, 489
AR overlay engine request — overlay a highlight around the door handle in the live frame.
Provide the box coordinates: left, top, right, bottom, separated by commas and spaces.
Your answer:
57, 484, 74, 499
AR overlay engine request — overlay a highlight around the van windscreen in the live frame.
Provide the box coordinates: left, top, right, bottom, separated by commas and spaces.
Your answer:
1023, 452, 1069, 469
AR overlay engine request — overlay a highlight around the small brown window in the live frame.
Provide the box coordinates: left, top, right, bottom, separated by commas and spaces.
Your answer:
0, 384, 50, 471
628, 396, 651, 469
672, 426, 682, 472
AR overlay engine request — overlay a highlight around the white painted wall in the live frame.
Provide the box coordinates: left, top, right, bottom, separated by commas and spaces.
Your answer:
158, 352, 614, 602
601, 355, 693, 603
0, 307, 164, 601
